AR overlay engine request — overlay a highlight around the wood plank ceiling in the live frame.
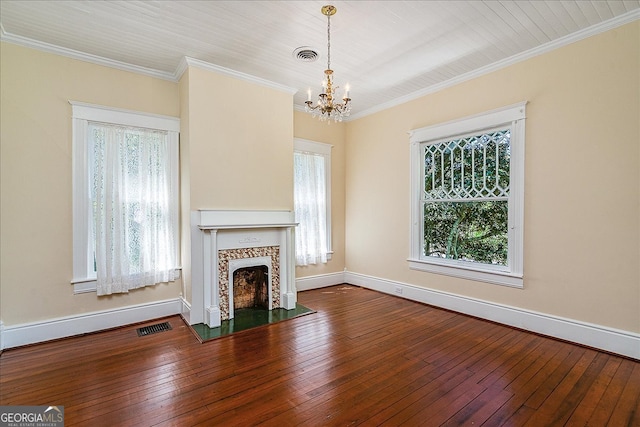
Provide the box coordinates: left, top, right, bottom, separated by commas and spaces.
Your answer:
1, 1, 638, 119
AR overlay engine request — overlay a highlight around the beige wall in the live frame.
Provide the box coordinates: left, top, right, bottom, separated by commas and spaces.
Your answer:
0, 43, 182, 325
294, 111, 347, 277
186, 66, 294, 211
179, 69, 192, 303
344, 22, 640, 333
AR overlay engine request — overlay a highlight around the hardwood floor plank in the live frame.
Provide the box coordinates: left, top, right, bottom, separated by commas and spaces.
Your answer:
522, 345, 588, 409
479, 334, 558, 391
403, 377, 487, 425
523, 349, 601, 426
1, 285, 638, 427
441, 385, 513, 426
301, 359, 436, 426
564, 355, 622, 426
379, 368, 477, 425
605, 360, 640, 427
483, 341, 576, 426
578, 350, 636, 426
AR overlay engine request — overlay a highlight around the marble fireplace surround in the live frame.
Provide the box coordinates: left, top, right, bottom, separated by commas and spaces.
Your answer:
190, 210, 297, 328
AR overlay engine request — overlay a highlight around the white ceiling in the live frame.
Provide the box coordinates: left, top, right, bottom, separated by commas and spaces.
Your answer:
1, 1, 638, 119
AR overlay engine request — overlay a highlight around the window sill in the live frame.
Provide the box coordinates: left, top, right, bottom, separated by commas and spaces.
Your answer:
71, 268, 182, 294
407, 258, 523, 288
72, 278, 98, 294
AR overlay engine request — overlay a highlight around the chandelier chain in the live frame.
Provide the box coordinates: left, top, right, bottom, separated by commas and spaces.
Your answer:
327, 10, 331, 70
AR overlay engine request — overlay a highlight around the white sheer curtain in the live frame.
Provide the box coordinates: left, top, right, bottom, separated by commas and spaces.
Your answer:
294, 151, 328, 266
89, 123, 178, 295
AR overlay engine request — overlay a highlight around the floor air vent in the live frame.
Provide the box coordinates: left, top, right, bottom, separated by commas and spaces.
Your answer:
137, 322, 172, 337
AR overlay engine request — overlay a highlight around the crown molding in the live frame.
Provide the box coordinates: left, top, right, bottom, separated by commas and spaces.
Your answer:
0, 27, 176, 82
174, 56, 190, 81
2, 9, 637, 118
348, 9, 640, 121
0, 29, 296, 96
180, 57, 297, 95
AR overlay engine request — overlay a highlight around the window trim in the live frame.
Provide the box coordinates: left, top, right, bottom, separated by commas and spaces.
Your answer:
70, 101, 180, 293
408, 102, 526, 288
294, 138, 333, 260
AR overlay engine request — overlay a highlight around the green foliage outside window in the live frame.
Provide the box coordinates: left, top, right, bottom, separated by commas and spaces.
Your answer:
422, 129, 510, 266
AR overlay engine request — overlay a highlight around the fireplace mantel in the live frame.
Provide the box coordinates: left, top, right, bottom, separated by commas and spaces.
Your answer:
190, 210, 297, 327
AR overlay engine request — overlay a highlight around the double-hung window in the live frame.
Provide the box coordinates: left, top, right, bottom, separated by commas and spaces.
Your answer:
71, 102, 180, 295
409, 102, 526, 287
294, 138, 332, 266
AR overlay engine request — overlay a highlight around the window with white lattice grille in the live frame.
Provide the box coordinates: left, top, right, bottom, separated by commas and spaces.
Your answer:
409, 102, 526, 288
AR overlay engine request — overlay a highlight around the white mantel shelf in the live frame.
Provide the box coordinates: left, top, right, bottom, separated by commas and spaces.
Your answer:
197, 209, 297, 229
199, 223, 298, 230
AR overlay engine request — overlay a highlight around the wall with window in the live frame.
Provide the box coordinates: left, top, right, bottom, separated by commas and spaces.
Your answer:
0, 42, 182, 325
344, 21, 639, 333
0, 42, 296, 329
293, 111, 346, 278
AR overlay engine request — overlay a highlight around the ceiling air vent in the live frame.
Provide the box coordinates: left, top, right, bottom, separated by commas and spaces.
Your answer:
293, 46, 319, 62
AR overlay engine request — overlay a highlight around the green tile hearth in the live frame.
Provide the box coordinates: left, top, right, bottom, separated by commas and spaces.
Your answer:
191, 303, 315, 342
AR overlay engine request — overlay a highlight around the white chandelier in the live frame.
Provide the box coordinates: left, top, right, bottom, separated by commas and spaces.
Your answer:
305, 5, 352, 123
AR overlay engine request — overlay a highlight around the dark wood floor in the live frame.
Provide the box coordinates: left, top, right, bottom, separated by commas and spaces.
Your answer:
1, 285, 638, 426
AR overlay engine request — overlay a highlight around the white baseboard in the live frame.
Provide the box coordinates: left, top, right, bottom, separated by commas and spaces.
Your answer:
296, 271, 346, 291
2, 298, 182, 350
344, 271, 640, 360
4, 272, 637, 359
180, 297, 191, 324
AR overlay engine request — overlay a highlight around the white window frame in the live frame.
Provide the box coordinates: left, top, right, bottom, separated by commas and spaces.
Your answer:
408, 102, 526, 288
294, 138, 333, 260
70, 101, 180, 293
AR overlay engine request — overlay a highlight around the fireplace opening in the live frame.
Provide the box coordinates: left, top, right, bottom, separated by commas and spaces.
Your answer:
233, 265, 269, 311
